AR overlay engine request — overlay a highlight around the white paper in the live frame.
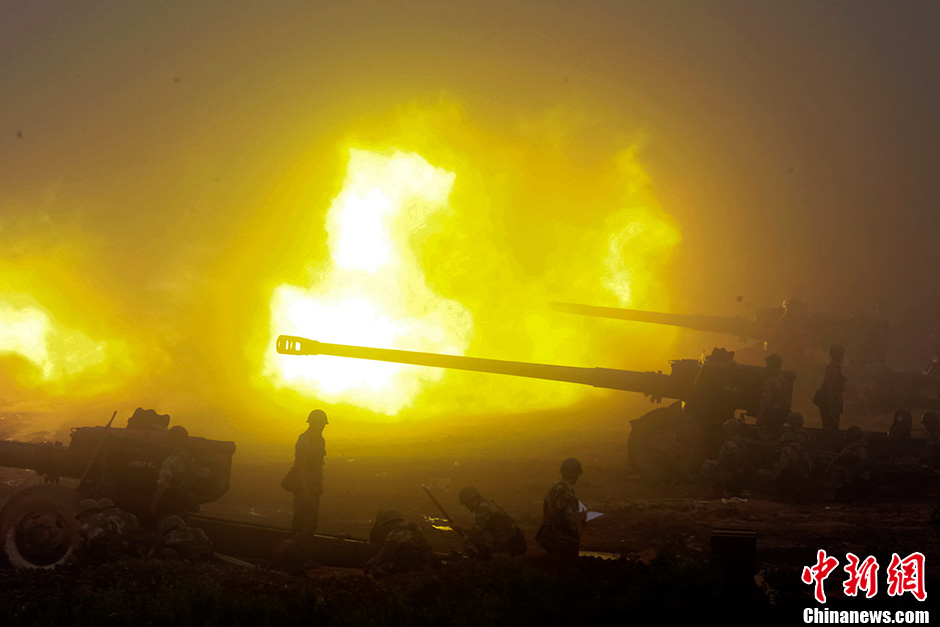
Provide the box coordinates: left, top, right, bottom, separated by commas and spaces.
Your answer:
579, 500, 603, 521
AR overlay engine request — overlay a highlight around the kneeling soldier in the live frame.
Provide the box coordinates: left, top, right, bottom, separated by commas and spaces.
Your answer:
456, 487, 526, 559
364, 508, 436, 578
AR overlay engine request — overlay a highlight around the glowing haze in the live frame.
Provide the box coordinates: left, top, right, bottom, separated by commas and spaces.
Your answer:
263, 129, 681, 417
266, 150, 472, 414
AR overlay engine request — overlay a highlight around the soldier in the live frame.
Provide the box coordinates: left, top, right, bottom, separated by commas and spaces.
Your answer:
455, 486, 526, 559
712, 419, 750, 498
814, 344, 846, 431
888, 409, 913, 438
758, 354, 789, 441
156, 515, 214, 561
150, 425, 196, 519
783, 412, 817, 470
536, 457, 584, 564
770, 432, 811, 501
289, 409, 328, 537
825, 426, 872, 500
97, 498, 140, 535
363, 508, 436, 578
919, 411, 940, 469
75, 498, 122, 564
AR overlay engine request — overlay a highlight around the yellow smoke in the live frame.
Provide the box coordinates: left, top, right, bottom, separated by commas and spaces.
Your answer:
0, 301, 105, 379
262, 104, 682, 419
265, 150, 473, 414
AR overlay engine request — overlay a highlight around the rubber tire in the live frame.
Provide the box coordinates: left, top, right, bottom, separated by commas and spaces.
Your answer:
0, 484, 82, 569
628, 402, 707, 483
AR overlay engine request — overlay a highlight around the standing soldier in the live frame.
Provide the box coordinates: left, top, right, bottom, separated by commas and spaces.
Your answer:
150, 425, 195, 519
363, 508, 436, 578
290, 409, 328, 537
536, 457, 584, 564
455, 486, 526, 559
814, 345, 846, 432
758, 354, 789, 441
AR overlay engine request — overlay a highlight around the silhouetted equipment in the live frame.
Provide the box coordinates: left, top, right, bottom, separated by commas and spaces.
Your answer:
0, 412, 379, 569
276, 335, 795, 480
551, 299, 882, 365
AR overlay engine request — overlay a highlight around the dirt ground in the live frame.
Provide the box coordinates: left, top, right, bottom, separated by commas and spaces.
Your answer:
1, 411, 938, 619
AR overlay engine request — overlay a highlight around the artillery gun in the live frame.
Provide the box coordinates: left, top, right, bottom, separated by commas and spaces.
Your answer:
275, 335, 794, 480
0, 412, 376, 569
276, 335, 936, 494
552, 299, 886, 368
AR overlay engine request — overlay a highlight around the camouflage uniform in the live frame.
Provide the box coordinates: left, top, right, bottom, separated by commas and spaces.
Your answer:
771, 435, 811, 500
363, 521, 435, 578
826, 437, 872, 499
292, 428, 326, 535
536, 481, 580, 561
758, 372, 789, 441
920, 432, 940, 469
713, 436, 750, 497
466, 498, 526, 558
155, 446, 196, 517
78, 514, 124, 564
816, 361, 846, 431
159, 524, 214, 561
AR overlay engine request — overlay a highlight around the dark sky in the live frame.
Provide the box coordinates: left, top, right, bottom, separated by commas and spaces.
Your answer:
1, 1, 939, 427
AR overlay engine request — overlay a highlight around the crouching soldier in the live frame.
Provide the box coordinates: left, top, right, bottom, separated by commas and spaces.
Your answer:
825, 426, 873, 500
712, 419, 751, 498
97, 498, 139, 535
156, 515, 214, 561
364, 508, 436, 578
536, 458, 584, 564
456, 487, 526, 559
75, 499, 124, 564
770, 432, 811, 501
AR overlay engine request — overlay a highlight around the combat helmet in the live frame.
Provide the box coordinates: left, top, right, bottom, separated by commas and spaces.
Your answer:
77, 498, 101, 518
168, 425, 189, 443
722, 418, 743, 434
377, 508, 404, 526
922, 411, 939, 425
159, 515, 186, 534
786, 412, 804, 426
845, 426, 863, 440
559, 457, 583, 477
829, 344, 845, 358
97, 498, 116, 510
458, 486, 481, 506
307, 409, 329, 425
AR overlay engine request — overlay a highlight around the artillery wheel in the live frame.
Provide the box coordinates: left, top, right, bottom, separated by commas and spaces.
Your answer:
0, 484, 82, 569
628, 402, 707, 483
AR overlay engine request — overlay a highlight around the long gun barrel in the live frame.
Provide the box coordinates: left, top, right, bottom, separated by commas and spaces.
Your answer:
276, 335, 697, 402
552, 302, 764, 341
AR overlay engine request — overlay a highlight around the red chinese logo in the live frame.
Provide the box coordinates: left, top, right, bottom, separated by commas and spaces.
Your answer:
886, 552, 927, 602
843, 553, 879, 598
802, 550, 840, 603
802, 551, 927, 603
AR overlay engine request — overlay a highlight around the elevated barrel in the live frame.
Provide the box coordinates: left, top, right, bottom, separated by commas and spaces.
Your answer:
276, 335, 694, 401
551, 302, 762, 340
